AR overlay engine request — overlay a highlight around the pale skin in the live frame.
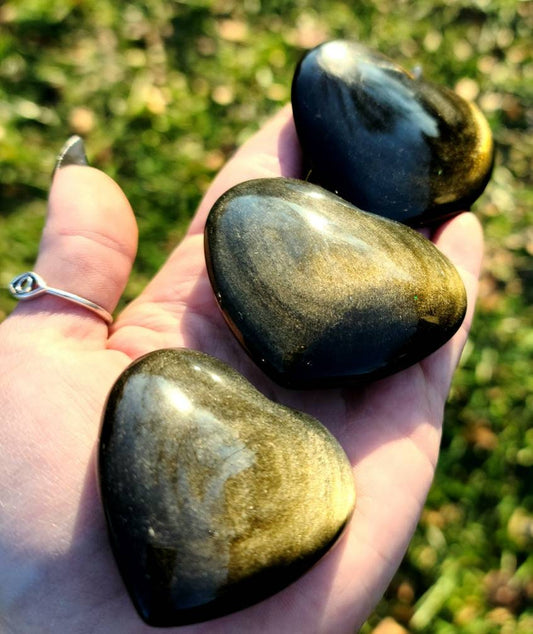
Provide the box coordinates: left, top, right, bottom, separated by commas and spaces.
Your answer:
0, 106, 483, 633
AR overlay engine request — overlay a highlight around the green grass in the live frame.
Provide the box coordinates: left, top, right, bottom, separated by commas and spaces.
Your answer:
1, 0, 531, 631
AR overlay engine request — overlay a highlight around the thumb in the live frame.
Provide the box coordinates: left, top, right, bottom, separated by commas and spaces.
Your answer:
8, 137, 138, 342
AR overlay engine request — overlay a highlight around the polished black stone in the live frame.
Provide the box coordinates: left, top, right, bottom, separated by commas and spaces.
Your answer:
205, 178, 467, 388
292, 40, 494, 226
99, 348, 355, 626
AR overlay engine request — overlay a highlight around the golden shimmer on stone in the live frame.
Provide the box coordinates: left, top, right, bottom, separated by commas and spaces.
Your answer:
98, 348, 355, 626
205, 178, 467, 388
291, 40, 494, 225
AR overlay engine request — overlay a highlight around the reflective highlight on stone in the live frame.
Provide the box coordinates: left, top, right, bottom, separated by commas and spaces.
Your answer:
99, 348, 355, 626
205, 178, 467, 388
291, 40, 494, 225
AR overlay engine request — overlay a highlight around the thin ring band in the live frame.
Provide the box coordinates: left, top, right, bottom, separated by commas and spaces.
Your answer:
8, 271, 113, 324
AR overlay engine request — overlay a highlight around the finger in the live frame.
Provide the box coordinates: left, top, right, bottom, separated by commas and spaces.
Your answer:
8, 138, 138, 342
432, 211, 484, 360
415, 211, 484, 402
187, 104, 301, 235
110, 106, 301, 355
432, 211, 484, 311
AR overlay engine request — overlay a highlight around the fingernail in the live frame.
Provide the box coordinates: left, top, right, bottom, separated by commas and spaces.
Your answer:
53, 136, 89, 175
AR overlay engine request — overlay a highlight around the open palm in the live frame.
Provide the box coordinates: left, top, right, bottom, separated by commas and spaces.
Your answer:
0, 107, 483, 633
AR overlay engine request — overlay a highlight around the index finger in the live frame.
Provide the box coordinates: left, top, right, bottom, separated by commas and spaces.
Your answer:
186, 104, 301, 236
109, 105, 302, 355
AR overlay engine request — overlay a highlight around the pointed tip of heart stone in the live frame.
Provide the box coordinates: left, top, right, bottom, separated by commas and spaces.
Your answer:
98, 348, 355, 626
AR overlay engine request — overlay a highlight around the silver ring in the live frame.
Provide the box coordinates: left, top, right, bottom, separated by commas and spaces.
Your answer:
8, 271, 113, 324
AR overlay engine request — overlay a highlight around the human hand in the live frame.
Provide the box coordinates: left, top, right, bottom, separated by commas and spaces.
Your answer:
0, 106, 483, 633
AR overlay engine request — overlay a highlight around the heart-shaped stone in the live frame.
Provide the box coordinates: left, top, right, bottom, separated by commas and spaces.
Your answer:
98, 348, 355, 626
205, 178, 467, 388
291, 40, 494, 226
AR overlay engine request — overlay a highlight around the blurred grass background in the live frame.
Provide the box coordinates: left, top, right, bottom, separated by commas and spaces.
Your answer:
0, 0, 531, 631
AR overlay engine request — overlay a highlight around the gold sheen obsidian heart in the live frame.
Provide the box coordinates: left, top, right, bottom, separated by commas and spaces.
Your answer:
291, 40, 494, 226
204, 178, 467, 388
98, 348, 355, 626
